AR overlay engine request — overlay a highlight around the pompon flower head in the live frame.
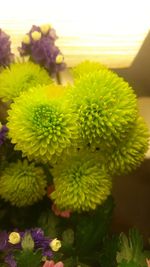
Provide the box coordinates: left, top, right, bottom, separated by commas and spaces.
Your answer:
67, 68, 138, 147
18, 24, 66, 75
7, 84, 78, 163
71, 60, 106, 79
0, 61, 52, 102
105, 116, 149, 175
0, 29, 14, 67
0, 159, 47, 207
50, 150, 112, 212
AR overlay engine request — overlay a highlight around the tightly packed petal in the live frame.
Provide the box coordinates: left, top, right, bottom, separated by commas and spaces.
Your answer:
105, 116, 150, 175
0, 61, 52, 102
71, 60, 106, 79
0, 159, 47, 207
50, 150, 112, 212
67, 68, 138, 147
7, 85, 78, 163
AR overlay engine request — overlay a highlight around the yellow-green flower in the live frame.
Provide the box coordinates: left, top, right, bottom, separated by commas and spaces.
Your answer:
67, 68, 138, 147
71, 60, 106, 79
0, 61, 52, 102
51, 150, 112, 212
106, 116, 149, 175
8, 232, 21, 244
50, 238, 61, 251
0, 159, 47, 207
7, 84, 78, 163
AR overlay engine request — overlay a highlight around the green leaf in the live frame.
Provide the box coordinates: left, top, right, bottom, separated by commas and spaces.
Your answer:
21, 232, 34, 251
99, 235, 119, 267
63, 257, 76, 267
14, 249, 42, 267
62, 229, 74, 245
77, 262, 91, 267
117, 259, 140, 267
75, 196, 114, 255
38, 210, 60, 238
116, 229, 147, 267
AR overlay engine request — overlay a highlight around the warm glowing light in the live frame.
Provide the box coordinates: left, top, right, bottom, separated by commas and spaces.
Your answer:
0, 0, 149, 67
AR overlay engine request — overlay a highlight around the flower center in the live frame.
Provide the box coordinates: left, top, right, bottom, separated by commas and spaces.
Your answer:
31, 104, 63, 138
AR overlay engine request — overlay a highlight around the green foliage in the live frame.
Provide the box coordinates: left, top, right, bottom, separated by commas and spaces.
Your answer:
21, 232, 35, 251
38, 210, 60, 238
62, 229, 74, 246
14, 232, 42, 267
116, 229, 148, 267
99, 235, 119, 267
74, 196, 114, 255
14, 249, 42, 267
117, 259, 141, 267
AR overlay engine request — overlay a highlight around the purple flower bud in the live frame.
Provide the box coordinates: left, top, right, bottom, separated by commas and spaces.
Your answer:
0, 124, 8, 145
5, 254, 17, 267
18, 25, 66, 75
0, 231, 8, 250
0, 29, 14, 67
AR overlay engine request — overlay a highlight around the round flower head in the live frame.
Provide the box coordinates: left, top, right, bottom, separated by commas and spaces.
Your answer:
7, 85, 78, 163
50, 150, 112, 212
68, 68, 138, 147
0, 61, 52, 102
71, 60, 106, 79
106, 116, 149, 175
0, 160, 47, 207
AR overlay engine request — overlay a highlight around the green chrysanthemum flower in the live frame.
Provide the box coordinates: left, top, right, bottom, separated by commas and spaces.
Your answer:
106, 116, 149, 175
7, 84, 78, 163
0, 159, 47, 207
51, 151, 112, 212
71, 60, 106, 79
68, 68, 138, 147
0, 61, 52, 102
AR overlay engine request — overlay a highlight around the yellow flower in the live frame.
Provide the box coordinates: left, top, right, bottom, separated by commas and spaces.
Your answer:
55, 54, 64, 64
50, 238, 61, 251
22, 34, 30, 44
8, 232, 21, 244
31, 31, 42, 41
40, 24, 51, 34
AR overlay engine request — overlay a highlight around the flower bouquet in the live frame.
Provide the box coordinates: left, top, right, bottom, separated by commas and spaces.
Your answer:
0, 24, 150, 267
